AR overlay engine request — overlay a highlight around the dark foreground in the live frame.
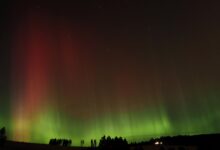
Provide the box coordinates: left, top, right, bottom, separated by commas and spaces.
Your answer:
1, 133, 220, 150
1, 141, 89, 150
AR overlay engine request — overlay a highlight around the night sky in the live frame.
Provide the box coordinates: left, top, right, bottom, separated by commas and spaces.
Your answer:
1, 0, 220, 146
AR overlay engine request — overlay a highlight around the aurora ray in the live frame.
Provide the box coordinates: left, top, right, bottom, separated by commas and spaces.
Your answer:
0, 0, 219, 146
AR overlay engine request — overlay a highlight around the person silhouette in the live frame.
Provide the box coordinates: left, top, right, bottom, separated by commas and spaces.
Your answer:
94, 139, 97, 147
91, 139, 94, 147
81, 140, 84, 147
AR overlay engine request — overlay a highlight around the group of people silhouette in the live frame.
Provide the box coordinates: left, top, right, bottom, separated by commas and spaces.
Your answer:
91, 139, 97, 148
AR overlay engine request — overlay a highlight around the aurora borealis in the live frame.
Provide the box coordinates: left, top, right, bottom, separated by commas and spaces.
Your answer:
0, 0, 220, 146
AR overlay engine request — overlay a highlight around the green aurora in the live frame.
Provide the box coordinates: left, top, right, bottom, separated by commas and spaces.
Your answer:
0, 0, 220, 147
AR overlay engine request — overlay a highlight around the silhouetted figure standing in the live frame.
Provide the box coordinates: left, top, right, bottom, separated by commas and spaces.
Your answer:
68, 140, 72, 146
91, 139, 94, 148
81, 140, 84, 147
94, 139, 97, 147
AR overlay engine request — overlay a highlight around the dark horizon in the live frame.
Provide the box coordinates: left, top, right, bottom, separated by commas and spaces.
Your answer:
2, 132, 220, 150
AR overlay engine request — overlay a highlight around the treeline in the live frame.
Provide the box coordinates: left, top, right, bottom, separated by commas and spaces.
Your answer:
49, 138, 72, 146
99, 135, 129, 150
145, 134, 220, 146
130, 133, 220, 150
48, 135, 129, 149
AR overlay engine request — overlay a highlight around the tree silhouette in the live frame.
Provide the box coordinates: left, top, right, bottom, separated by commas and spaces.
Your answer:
98, 135, 129, 150
49, 138, 72, 146
0, 127, 6, 147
